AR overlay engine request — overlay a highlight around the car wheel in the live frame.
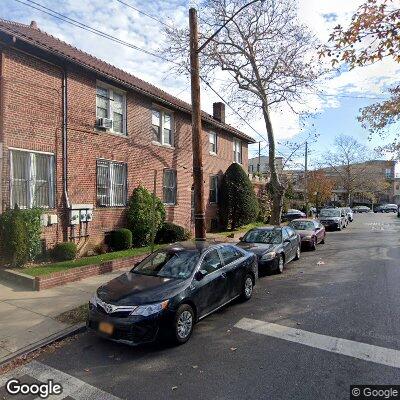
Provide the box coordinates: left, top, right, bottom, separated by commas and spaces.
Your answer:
241, 274, 253, 301
311, 238, 317, 251
173, 304, 194, 345
321, 235, 325, 244
294, 246, 301, 260
276, 254, 284, 274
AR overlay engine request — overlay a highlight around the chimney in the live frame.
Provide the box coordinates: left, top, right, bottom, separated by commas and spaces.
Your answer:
213, 102, 225, 123
30, 20, 39, 30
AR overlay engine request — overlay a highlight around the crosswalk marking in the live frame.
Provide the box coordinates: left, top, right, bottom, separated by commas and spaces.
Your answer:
0, 361, 121, 400
235, 317, 400, 369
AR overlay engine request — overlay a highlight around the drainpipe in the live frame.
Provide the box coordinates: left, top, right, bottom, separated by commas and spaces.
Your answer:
62, 67, 70, 210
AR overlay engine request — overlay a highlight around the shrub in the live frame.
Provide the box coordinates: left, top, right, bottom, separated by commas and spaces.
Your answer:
220, 163, 259, 229
52, 242, 77, 261
127, 185, 166, 246
155, 222, 190, 244
0, 207, 42, 266
109, 228, 132, 251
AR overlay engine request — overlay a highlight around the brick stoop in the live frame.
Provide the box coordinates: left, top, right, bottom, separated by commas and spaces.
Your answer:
34, 254, 147, 291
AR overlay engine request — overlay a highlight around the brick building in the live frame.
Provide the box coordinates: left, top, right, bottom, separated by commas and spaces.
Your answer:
0, 19, 254, 250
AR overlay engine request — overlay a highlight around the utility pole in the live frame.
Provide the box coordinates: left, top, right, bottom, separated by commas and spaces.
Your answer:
189, 8, 206, 241
304, 141, 308, 215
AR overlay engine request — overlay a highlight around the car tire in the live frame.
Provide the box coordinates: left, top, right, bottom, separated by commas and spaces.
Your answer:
172, 304, 194, 345
241, 274, 254, 301
321, 236, 326, 244
311, 238, 317, 251
276, 254, 284, 274
294, 246, 301, 260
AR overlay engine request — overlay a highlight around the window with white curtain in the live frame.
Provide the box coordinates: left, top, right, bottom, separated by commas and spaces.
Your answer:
209, 131, 217, 154
96, 83, 126, 135
10, 150, 55, 209
163, 169, 177, 205
233, 138, 242, 164
96, 160, 127, 207
152, 108, 173, 146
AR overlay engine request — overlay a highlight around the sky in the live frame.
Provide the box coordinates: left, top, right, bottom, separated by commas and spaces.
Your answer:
1, 0, 399, 170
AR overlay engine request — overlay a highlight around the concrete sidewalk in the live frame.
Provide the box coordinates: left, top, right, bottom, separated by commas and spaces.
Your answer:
0, 266, 130, 364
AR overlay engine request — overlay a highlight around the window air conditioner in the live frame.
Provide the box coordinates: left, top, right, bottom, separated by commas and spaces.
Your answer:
97, 117, 113, 129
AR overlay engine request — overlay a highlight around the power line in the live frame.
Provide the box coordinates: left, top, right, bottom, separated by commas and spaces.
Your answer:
114, 0, 173, 29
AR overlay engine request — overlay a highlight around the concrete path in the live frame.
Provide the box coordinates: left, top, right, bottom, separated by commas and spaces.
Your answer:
0, 266, 131, 363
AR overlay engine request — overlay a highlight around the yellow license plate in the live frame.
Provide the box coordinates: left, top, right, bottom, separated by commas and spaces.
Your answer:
98, 322, 114, 335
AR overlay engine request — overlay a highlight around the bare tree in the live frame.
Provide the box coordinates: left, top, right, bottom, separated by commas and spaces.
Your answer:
162, 0, 323, 224
321, 135, 388, 205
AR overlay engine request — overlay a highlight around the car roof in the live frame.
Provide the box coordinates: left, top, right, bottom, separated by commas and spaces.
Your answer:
290, 218, 316, 222
164, 241, 236, 254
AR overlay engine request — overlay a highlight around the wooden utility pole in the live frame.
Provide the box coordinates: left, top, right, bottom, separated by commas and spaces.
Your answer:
189, 8, 206, 241
304, 141, 309, 215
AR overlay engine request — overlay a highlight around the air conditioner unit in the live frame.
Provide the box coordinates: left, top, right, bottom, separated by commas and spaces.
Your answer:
97, 117, 113, 130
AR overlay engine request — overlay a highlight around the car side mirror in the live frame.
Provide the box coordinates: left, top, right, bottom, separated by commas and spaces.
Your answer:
195, 270, 206, 281
239, 236, 243, 241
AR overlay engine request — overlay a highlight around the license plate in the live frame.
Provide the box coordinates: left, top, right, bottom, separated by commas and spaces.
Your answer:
98, 322, 114, 335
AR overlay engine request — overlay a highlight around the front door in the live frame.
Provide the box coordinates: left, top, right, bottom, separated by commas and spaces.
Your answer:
192, 249, 227, 318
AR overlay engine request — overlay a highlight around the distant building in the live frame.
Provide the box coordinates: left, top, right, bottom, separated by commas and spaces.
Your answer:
248, 156, 284, 175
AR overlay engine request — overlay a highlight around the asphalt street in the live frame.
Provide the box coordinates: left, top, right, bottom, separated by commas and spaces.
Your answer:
1, 212, 400, 400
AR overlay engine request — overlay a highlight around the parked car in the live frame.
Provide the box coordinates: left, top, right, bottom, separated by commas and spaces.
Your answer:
352, 206, 370, 213
88, 242, 257, 346
343, 207, 354, 222
319, 208, 347, 231
382, 204, 398, 213
288, 219, 326, 250
281, 209, 306, 222
373, 204, 384, 213
236, 226, 300, 274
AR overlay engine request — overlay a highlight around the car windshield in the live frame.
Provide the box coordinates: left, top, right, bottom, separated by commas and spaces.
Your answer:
320, 209, 341, 217
132, 249, 200, 279
242, 228, 282, 244
289, 221, 315, 230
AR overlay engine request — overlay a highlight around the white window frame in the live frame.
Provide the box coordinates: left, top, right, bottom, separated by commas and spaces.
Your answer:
209, 131, 217, 154
9, 148, 55, 209
233, 138, 242, 164
163, 169, 177, 205
152, 106, 174, 147
96, 81, 127, 135
96, 159, 128, 207
209, 175, 219, 204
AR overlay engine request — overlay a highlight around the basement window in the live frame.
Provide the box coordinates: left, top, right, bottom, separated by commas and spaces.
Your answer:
10, 149, 55, 209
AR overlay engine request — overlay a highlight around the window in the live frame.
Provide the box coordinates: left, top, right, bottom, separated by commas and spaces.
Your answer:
385, 168, 393, 179
209, 175, 218, 203
201, 249, 223, 275
233, 139, 242, 163
209, 132, 217, 154
10, 150, 55, 209
96, 160, 127, 207
152, 108, 173, 146
96, 83, 126, 134
219, 245, 243, 265
163, 169, 177, 205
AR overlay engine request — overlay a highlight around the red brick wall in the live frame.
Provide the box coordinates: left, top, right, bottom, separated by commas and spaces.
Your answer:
0, 45, 249, 249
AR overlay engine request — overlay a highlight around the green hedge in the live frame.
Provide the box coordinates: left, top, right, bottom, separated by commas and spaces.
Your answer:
52, 242, 77, 261
155, 222, 190, 244
109, 228, 132, 251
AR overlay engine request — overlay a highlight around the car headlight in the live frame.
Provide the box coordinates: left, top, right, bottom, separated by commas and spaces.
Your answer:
261, 251, 276, 261
89, 294, 99, 306
130, 300, 169, 316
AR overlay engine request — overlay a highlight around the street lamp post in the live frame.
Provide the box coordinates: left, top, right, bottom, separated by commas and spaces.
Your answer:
189, 1, 263, 240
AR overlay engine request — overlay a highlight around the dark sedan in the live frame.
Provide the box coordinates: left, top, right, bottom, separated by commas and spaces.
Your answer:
237, 226, 300, 274
88, 242, 257, 346
288, 219, 326, 250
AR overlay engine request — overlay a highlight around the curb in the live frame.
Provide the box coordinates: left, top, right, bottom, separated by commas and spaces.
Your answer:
0, 323, 87, 370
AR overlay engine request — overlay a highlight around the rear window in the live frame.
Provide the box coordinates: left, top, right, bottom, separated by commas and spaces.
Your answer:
219, 246, 243, 265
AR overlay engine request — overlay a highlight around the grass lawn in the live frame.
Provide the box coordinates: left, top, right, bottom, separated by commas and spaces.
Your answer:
213, 221, 267, 237
22, 244, 163, 277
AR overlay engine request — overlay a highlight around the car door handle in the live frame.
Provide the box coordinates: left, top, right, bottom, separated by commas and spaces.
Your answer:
220, 272, 227, 279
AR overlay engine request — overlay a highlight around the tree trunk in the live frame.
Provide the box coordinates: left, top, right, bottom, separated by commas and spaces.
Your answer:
262, 104, 285, 225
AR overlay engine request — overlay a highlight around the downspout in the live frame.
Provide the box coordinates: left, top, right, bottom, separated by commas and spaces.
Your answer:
62, 67, 70, 210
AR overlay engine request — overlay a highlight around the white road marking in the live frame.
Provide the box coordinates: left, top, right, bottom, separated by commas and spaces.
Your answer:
235, 318, 400, 369
0, 360, 121, 400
